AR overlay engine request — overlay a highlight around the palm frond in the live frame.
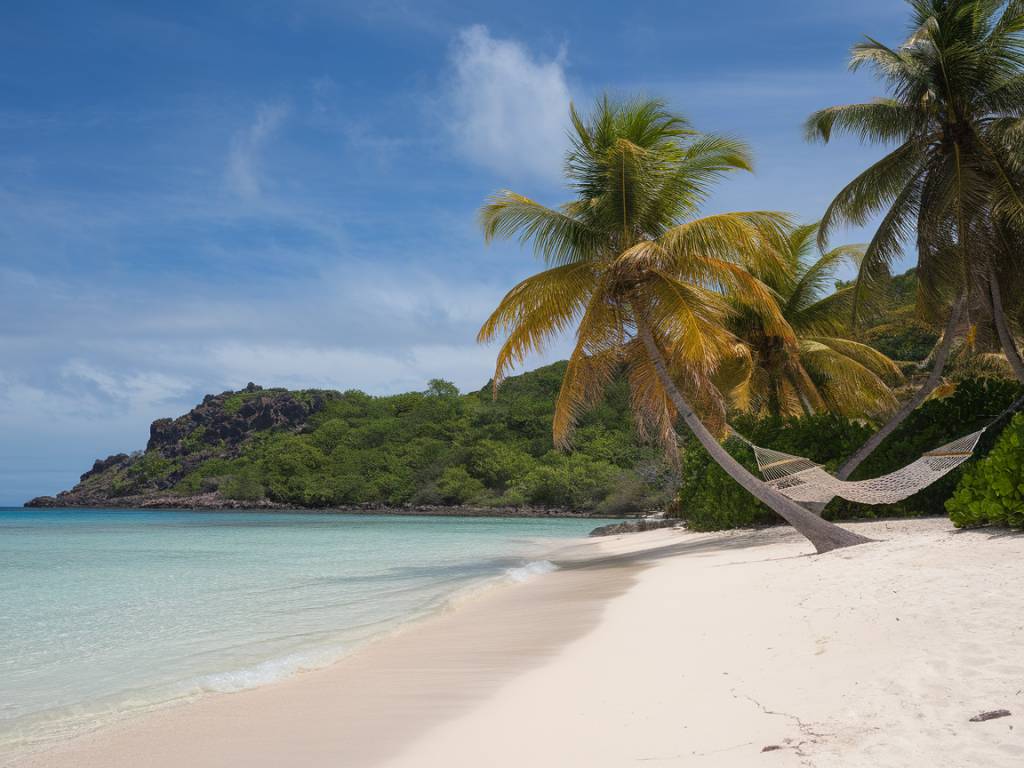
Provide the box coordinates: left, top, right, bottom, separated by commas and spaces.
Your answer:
477, 262, 596, 388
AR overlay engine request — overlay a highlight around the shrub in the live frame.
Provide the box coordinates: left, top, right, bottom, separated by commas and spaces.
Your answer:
310, 418, 350, 454
465, 440, 533, 491
435, 466, 486, 504
127, 451, 178, 487
509, 453, 622, 509
947, 413, 1024, 528
220, 465, 265, 501
173, 458, 236, 495
596, 470, 673, 517
863, 321, 938, 362
109, 474, 131, 497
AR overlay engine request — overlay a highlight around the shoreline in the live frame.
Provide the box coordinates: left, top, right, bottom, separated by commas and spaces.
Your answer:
8, 518, 1024, 767
18, 497, 636, 518
4, 526, 661, 768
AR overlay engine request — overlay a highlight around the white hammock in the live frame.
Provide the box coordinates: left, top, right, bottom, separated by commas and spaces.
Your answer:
732, 430, 985, 505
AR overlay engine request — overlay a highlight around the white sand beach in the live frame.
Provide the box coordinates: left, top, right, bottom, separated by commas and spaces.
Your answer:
9, 517, 1024, 768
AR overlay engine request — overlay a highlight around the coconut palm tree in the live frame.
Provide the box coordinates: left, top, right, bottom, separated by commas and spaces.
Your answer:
806, 0, 1024, 479
724, 223, 903, 419
477, 97, 870, 553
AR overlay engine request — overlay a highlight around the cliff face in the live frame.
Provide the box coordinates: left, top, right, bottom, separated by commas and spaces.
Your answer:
27, 383, 331, 508
145, 383, 324, 457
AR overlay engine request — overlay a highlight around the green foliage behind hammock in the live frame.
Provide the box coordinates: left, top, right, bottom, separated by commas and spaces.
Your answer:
832, 378, 1023, 519
673, 379, 1023, 530
947, 414, 1024, 529
673, 414, 871, 531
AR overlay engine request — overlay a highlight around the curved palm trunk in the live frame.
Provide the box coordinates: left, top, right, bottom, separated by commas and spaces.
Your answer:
989, 270, 1024, 384
634, 316, 871, 554
919, 328, 950, 372
833, 298, 965, 482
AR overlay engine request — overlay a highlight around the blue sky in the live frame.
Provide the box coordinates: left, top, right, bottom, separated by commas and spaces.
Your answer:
1, 0, 914, 504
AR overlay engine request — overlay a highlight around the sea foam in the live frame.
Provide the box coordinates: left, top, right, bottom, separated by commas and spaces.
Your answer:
504, 559, 558, 582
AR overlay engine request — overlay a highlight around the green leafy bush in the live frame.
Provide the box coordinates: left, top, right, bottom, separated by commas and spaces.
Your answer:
128, 451, 178, 485
507, 453, 622, 509
181, 426, 208, 454
435, 466, 486, 504
863, 321, 939, 362
947, 413, 1024, 528
465, 440, 534, 492
220, 464, 265, 501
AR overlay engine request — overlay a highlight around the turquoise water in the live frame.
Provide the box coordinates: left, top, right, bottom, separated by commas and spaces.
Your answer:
0, 508, 600, 750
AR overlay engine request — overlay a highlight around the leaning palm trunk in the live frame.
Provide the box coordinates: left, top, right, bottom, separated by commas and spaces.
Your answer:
634, 314, 871, 554
989, 270, 1024, 384
833, 298, 966, 483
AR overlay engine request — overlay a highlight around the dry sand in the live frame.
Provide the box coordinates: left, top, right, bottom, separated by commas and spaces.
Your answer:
8, 518, 1024, 767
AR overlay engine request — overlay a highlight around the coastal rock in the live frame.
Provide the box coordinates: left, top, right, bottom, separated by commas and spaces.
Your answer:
28, 384, 335, 509
24, 495, 60, 508
145, 387, 325, 457
589, 519, 680, 537
81, 453, 131, 482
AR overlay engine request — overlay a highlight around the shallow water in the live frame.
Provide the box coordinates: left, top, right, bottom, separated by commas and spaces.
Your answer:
0, 508, 600, 749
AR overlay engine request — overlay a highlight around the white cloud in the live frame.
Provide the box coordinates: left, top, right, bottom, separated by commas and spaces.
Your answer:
225, 103, 289, 199
61, 361, 194, 410
203, 341, 500, 395
446, 25, 572, 182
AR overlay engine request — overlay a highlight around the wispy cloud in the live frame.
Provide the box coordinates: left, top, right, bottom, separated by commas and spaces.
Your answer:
446, 25, 572, 182
61, 361, 194, 410
225, 103, 289, 200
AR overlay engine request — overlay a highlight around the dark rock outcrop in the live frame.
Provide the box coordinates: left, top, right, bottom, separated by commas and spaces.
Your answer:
589, 519, 680, 537
29, 384, 334, 508
24, 495, 60, 508
146, 387, 325, 457
81, 453, 131, 482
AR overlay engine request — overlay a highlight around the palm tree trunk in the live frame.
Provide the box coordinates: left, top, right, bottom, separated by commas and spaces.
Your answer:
634, 315, 871, 554
834, 298, 965, 482
919, 329, 948, 371
790, 374, 816, 417
989, 269, 1024, 383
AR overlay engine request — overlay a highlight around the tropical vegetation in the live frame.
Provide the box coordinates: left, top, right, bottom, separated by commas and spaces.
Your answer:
807, 0, 1024, 481
724, 222, 902, 419
948, 412, 1024, 528
477, 96, 870, 552
676, 377, 1022, 529
45, 1, 1024, 537
48, 365, 677, 515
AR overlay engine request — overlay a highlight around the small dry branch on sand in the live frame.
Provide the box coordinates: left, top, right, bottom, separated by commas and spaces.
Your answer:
969, 710, 1011, 722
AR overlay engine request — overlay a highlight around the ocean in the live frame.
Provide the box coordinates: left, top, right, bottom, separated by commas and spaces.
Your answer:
0, 508, 602, 751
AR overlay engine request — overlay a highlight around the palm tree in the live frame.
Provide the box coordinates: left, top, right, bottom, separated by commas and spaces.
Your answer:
806, 0, 1024, 479
477, 96, 870, 553
724, 223, 903, 419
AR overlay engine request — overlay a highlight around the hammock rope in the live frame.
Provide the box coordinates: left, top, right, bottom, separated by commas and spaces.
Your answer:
726, 393, 1024, 506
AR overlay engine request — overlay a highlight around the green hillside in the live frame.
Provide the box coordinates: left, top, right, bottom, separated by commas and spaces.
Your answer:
29, 363, 675, 515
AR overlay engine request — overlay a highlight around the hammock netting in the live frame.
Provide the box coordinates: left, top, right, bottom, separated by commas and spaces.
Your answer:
733, 429, 985, 505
